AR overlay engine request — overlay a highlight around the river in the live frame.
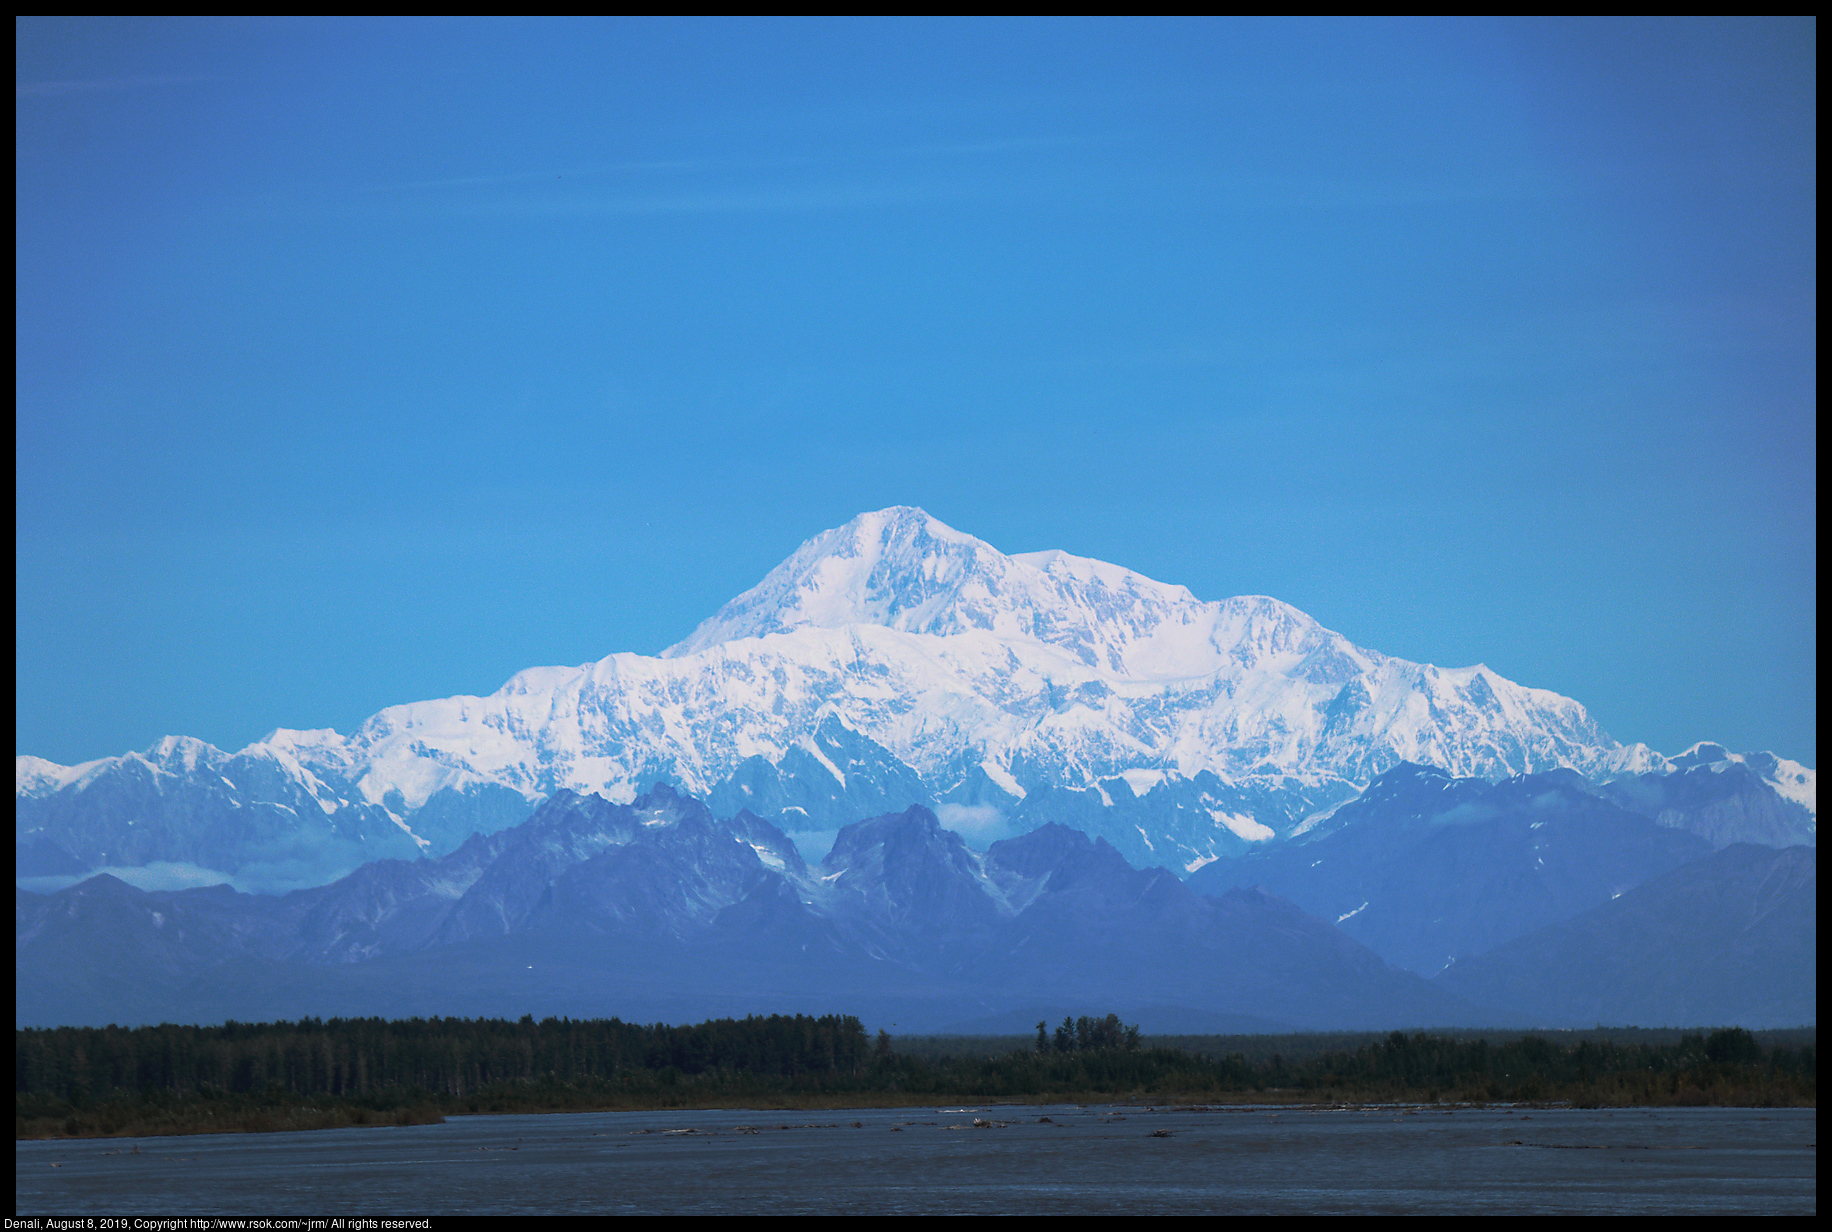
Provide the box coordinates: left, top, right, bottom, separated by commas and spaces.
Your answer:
17, 1103, 1816, 1215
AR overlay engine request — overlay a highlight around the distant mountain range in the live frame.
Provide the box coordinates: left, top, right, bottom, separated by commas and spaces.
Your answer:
16, 507, 1814, 894
1436, 843, 1816, 1028
1186, 760, 1800, 976
14, 507, 1815, 1032
17, 777, 1813, 1031
13, 786, 1459, 1030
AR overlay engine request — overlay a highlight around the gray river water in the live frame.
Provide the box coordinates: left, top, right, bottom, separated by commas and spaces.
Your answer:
17, 1104, 1816, 1215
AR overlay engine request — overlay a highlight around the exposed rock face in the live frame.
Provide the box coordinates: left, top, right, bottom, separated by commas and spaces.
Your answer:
1188, 763, 1716, 974
34, 507, 1804, 890
16, 788, 1476, 1032
1433, 844, 1817, 1029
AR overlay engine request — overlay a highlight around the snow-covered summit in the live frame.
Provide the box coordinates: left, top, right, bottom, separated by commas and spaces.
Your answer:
308, 507, 1623, 816
19, 507, 1813, 888
665, 506, 1366, 682
666, 507, 1149, 659
15, 755, 108, 799
1614, 741, 1815, 814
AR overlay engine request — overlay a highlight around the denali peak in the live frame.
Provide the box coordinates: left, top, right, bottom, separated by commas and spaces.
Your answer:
662, 504, 1321, 677
661, 506, 1390, 693
328, 507, 1617, 810
16, 507, 1813, 889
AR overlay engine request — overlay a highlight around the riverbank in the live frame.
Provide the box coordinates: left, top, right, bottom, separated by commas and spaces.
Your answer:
19, 1104, 1819, 1215
19, 1019, 1814, 1139
19, 1076, 1814, 1141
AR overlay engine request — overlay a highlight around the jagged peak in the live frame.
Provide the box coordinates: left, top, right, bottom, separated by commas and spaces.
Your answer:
252, 727, 350, 759
15, 753, 112, 797
1658, 743, 1815, 814
138, 735, 224, 775
659, 507, 1358, 684
822, 803, 971, 872
1011, 546, 1197, 604
661, 507, 1007, 657
30, 504, 1802, 886
1671, 741, 1735, 769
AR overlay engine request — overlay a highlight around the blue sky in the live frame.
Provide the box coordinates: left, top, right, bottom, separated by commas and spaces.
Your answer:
16, 17, 1817, 767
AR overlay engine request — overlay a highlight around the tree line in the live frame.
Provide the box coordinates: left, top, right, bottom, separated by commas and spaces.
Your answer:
1042, 1014, 1142, 1053
17, 1013, 873, 1103
16, 1017, 1814, 1139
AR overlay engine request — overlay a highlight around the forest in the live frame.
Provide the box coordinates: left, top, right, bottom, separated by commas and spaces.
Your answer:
16, 1014, 1815, 1139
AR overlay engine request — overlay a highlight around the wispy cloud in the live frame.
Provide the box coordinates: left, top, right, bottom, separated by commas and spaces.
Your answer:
17, 74, 214, 98
882, 134, 1086, 160
366, 156, 820, 195
311, 161, 1006, 220
463, 180, 990, 217
357, 137, 1072, 200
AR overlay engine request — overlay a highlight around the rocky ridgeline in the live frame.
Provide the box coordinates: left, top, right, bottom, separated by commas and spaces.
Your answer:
17, 508, 1813, 892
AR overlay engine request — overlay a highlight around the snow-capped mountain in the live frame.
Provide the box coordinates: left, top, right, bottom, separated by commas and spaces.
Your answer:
16, 507, 1815, 888
1188, 762, 1718, 975
16, 789, 1479, 1031
660, 507, 1618, 787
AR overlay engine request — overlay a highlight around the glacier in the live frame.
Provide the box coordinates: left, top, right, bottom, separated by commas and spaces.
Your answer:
16, 506, 1815, 888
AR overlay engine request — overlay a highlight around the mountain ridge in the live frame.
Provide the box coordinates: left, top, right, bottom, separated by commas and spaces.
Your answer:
15, 786, 1484, 1031
20, 781, 1808, 1031
17, 507, 1814, 891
